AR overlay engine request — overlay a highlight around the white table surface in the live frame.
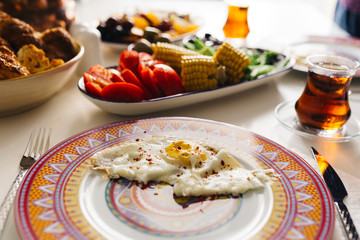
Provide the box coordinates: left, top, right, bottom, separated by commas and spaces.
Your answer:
1, 0, 360, 239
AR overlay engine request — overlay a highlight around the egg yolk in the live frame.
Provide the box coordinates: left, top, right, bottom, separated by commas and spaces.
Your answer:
165, 141, 207, 165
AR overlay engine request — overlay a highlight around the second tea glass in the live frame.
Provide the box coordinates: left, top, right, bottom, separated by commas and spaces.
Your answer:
222, 0, 250, 47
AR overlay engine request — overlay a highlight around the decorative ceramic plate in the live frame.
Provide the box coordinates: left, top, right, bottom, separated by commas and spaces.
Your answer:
286, 35, 360, 77
15, 117, 334, 240
78, 50, 295, 116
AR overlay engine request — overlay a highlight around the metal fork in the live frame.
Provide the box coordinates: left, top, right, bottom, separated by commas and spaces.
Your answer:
0, 128, 51, 237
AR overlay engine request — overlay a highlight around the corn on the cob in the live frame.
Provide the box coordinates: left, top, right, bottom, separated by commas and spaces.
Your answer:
181, 55, 217, 92
151, 42, 199, 73
213, 42, 250, 84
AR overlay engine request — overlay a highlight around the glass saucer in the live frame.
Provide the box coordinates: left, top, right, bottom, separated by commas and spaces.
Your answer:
274, 100, 360, 142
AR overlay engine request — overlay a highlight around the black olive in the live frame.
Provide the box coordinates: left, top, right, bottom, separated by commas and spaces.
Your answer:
101, 31, 113, 41
105, 17, 119, 28
120, 19, 134, 31
96, 24, 107, 35
111, 25, 127, 38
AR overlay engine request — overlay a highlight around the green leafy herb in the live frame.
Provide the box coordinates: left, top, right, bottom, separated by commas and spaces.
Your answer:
244, 50, 285, 79
184, 37, 216, 56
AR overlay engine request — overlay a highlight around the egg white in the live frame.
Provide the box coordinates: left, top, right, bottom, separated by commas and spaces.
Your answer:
90, 136, 275, 197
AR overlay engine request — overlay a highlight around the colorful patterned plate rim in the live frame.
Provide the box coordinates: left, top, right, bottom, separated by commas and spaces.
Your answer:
14, 117, 335, 240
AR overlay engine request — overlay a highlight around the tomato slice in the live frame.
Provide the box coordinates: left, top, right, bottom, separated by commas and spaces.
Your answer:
120, 69, 153, 99
138, 62, 147, 78
118, 61, 126, 72
153, 67, 172, 96
152, 64, 184, 95
118, 50, 140, 78
138, 52, 153, 75
83, 72, 96, 85
85, 81, 102, 98
148, 60, 165, 69
86, 65, 113, 87
163, 67, 185, 94
139, 52, 154, 63
84, 72, 111, 88
108, 68, 125, 83
140, 68, 164, 98
85, 65, 126, 87
138, 53, 166, 75
101, 82, 144, 101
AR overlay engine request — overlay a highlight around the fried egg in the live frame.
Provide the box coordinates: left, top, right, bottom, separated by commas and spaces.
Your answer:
90, 136, 275, 197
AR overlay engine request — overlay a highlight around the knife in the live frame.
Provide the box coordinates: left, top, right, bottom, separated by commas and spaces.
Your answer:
311, 147, 359, 240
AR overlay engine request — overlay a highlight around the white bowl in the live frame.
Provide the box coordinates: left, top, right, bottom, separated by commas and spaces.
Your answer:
0, 42, 84, 117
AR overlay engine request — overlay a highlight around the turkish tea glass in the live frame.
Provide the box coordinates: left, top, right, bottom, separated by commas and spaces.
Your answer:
295, 55, 359, 134
222, 0, 250, 47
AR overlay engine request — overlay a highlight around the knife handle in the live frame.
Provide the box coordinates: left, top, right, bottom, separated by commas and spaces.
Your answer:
335, 202, 359, 240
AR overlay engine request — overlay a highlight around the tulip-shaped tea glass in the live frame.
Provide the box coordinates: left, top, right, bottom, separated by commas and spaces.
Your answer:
222, 0, 250, 47
275, 54, 360, 141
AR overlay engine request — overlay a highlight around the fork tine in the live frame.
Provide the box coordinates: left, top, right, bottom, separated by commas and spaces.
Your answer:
35, 128, 45, 158
28, 128, 51, 160
39, 128, 51, 156
23, 129, 36, 157
44, 128, 51, 152
31, 128, 42, 159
